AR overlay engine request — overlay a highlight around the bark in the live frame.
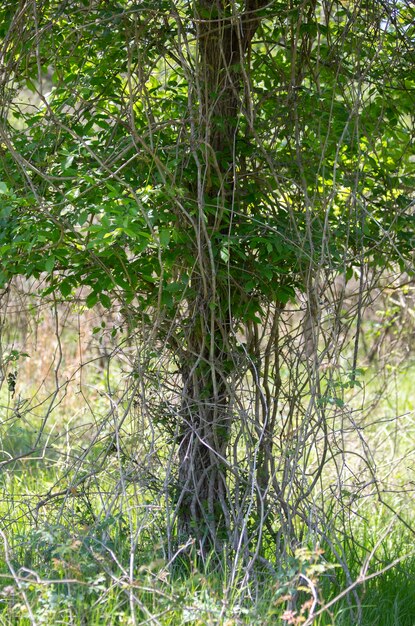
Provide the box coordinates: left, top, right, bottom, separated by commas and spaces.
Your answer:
176, 0, 268, 554
177, 338, 230, 549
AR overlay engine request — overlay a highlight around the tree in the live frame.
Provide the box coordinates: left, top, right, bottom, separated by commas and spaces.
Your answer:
0, 0, 414, 560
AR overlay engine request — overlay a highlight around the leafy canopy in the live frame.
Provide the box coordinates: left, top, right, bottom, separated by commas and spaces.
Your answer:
0, 0, 414, 323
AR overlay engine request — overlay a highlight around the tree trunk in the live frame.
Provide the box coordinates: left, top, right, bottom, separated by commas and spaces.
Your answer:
176, 0, 267, 554
178, 336, 230, 550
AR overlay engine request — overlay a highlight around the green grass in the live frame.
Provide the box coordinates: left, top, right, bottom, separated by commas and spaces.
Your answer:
1, 323, 415, 624
1, 484, 415, 626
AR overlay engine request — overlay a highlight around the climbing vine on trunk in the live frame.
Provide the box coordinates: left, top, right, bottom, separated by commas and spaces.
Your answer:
0, 0, 414, 565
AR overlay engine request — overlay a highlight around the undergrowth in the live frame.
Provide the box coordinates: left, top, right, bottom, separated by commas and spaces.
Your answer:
0, 311, 414, 625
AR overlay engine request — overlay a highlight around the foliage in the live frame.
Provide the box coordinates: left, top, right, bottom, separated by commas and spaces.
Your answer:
0, 0, 414, 622
0, 1, 413, 308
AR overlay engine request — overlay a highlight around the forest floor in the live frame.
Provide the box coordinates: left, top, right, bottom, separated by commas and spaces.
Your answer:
0, 306, 414, 625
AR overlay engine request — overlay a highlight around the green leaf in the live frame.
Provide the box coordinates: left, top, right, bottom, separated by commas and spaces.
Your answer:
220, 245, 229, 263
99, 292, 111, 308
159, 228, 170, 248
59, 280, 73, 298
86, 291, 98, 308
44, 256, 55, 273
